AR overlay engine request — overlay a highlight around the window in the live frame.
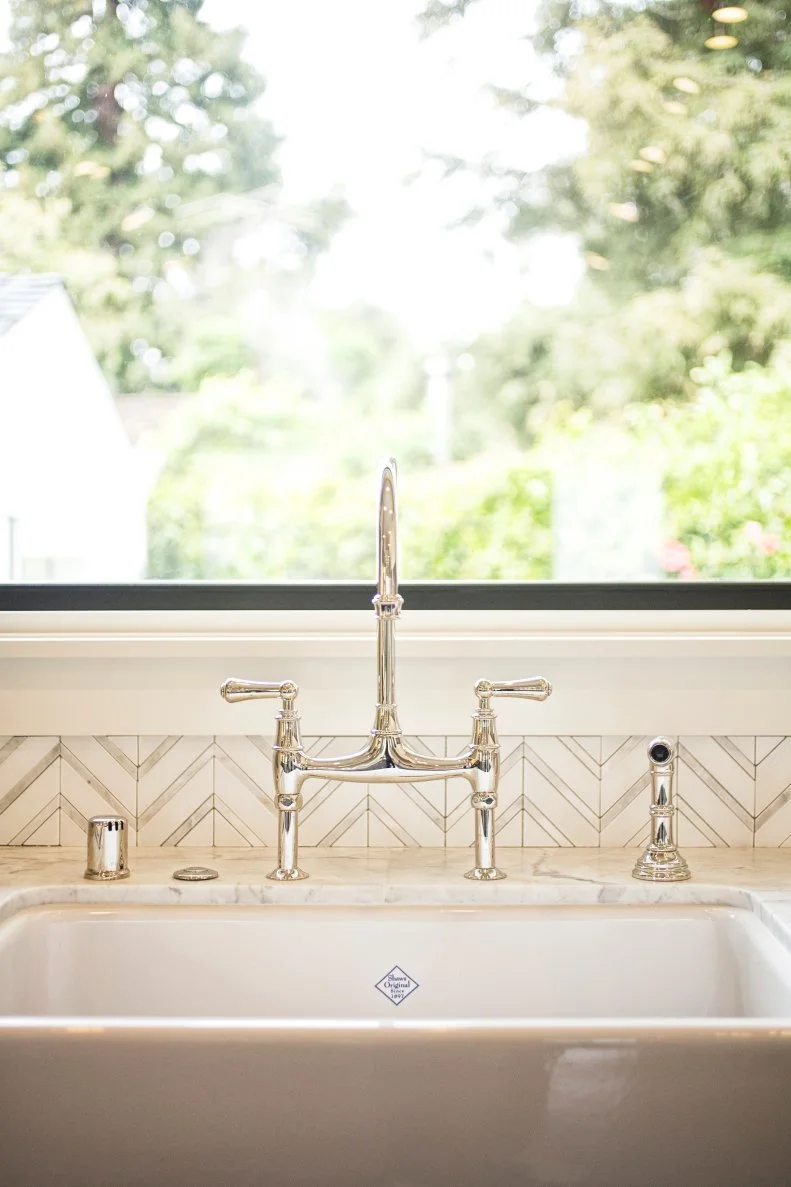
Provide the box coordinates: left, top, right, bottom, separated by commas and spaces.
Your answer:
1, 0, 789, 595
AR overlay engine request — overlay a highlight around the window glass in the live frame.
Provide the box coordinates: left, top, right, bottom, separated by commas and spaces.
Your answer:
0, 0, 788, 582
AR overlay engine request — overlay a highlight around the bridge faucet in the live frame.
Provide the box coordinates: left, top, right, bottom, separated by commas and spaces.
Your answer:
220, 458, 552, 882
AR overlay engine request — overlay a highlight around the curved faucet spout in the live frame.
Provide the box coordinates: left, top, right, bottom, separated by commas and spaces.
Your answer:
376, 457, 400, 608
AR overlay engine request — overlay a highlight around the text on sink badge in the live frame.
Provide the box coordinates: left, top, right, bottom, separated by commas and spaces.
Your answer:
375, 965, 420, 1006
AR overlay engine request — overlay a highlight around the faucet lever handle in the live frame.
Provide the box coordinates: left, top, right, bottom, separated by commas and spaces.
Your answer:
475, 677, 552, 709
220, 678, 298, 707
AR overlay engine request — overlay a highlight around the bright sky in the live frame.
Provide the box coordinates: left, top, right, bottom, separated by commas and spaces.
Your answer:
202, 0, 583, 343
1, 0, 584, 345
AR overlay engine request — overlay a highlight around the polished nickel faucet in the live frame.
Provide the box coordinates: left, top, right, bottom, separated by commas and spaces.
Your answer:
220, 459, 552, 882
632, 737, 690, 882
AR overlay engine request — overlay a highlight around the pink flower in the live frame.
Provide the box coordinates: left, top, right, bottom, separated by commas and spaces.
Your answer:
744, 521, 781, 555
661, 539, 691, 574
679, 564, 699, 581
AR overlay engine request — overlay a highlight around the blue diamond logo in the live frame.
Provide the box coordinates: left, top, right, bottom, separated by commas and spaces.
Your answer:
375, 965, 419, 1006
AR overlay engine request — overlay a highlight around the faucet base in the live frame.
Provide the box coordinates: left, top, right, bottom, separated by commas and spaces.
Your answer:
464, 866, 507, 882
632, 846, 690, 882
267, 866, 309, 882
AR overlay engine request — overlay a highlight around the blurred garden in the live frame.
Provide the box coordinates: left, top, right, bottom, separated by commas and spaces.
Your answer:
2, 0, 790, 579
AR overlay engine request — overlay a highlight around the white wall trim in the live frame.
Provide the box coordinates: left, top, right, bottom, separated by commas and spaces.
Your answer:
1, 609, 791, 735
2, 609, 791, 658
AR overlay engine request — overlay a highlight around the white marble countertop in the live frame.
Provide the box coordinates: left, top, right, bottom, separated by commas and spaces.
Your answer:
3, 845, 791, 895
3, 846, 791, 944
0, 847, 788, 898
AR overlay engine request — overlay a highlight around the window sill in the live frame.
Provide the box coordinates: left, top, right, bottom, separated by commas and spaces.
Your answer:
1, 607, 791, 660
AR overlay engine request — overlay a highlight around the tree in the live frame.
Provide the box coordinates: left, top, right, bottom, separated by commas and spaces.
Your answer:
0, 0, 279, 390
524, 1, 791, 291
423, 0, 791, 427
426, 1, 791, 279
454, 248, 791, 439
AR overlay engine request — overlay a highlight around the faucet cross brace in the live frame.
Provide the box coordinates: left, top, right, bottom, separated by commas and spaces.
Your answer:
220, 459, 552, 881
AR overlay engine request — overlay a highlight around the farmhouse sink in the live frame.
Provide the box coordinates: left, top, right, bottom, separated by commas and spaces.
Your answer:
0, 901, 790, 1020
3, 901, 791, 1187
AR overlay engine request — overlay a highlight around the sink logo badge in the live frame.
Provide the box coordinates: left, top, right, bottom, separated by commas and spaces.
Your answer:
375, 965, 419, 1006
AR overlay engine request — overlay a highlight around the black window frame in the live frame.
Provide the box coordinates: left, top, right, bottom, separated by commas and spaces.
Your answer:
0, 582, 790, 611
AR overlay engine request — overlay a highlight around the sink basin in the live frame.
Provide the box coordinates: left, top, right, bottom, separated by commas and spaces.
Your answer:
2, 900, 791, 1187
0, 901, 790, 1020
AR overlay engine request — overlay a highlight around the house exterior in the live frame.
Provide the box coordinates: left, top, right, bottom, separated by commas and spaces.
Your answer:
0, 275, 146, 581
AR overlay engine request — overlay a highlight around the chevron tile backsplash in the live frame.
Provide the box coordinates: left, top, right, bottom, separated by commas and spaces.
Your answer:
0, 735, 788, 848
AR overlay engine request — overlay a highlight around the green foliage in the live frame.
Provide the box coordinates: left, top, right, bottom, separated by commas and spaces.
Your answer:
402, 458, 552, 579
646, 353, 791, 579
528, 4, 791, 290
426, 0, 791, 448
0, 0, 279, 390
146, 374, 552, 579
146, 350, 791, 582
5, 0, 787, 583
319, 302, 425, 420
457, 251, 791, 432
149, 453, 553, 581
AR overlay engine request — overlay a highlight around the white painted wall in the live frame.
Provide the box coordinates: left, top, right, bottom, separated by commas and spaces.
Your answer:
0, 609, 789, 736
0, 288, 146, 580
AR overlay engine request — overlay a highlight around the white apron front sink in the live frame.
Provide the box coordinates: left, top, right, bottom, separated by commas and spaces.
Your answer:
2, 901, 791, 1187
0, 901, 790, 1020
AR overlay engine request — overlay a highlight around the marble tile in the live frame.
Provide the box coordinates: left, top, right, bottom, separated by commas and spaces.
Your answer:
600, 736, 658, 848
299, 737, 370, 847
677, 737, 754, 848
494, 738, 524, 847
214, 736, 277, 846
60, 737, 138, 845
303, 779, 369, 846
0, 737, 60, 845
369, 781, 446, 846
756, 737, 784, 765
137, 736, 213, 846
523, 802, 566, 847
214, 809, 256, 847
569, 736, 601, 765
717, 736, 756, 769
756, 737, 791, 846
368, 736, 447, 848
176, 807, 214, 846
22, 810, 60, 845
523, 736, 598, 847
1, 733, 789, 851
